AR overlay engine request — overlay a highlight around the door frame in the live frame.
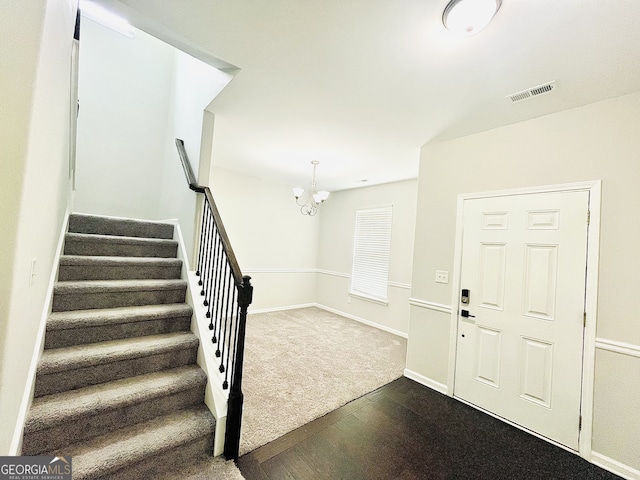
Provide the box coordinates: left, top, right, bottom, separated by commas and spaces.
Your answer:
447, 180, 601, 459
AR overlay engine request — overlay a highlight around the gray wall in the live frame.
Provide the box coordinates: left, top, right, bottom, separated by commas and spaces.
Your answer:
317, 179, 417, 335
407, 91, 640, 473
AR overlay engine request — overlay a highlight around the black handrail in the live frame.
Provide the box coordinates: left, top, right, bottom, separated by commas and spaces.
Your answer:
175, 139, 242, 285
176, 138, 252, 461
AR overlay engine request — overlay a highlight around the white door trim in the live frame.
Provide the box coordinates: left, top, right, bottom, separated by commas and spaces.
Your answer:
447, 180, 601, 460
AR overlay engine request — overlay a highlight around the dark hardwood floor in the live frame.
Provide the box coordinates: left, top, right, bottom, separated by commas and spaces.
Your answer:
237, 377, 621, 480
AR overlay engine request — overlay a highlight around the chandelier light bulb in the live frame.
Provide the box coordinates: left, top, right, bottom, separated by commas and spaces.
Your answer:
316, 191, 330, 202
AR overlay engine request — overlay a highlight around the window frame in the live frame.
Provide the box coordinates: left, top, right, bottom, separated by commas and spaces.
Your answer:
349, 205, 393, 305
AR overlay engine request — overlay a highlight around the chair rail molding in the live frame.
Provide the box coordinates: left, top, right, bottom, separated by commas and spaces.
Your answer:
244, 268, 316, 274
318, 269, 411, 289
409, 298, 452, 314
595, 338, 640, 358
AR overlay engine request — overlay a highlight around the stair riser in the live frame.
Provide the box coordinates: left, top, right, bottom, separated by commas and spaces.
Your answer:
64, 239, 177, 258
95, 436, 213, 480
30, 214, 215, 476
23, 386, 206, 456
69, 215, 174, 240
52, 288, 186, 312
58, 264, 182, 281
34, 348, 198, 397
45, 317, 192, 349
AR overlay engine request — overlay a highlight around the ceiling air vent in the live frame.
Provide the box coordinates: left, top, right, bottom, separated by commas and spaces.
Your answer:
507, 81, 556, 103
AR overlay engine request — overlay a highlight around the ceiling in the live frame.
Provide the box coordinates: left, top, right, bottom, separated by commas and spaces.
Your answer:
91, 0, 640, 191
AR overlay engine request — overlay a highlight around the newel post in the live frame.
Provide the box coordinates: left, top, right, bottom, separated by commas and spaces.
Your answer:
224, 275, 253, 461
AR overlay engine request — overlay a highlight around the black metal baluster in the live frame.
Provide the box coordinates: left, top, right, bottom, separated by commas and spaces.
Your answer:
225, 288, 239, 390
195, 200, 207, 278
198, 204, 211, 288
207, 232, 221, 324
202, 204, 216, 307
221, 267, 234, 387
206, 231, 219, 332
212, 238, 225, 345
200, 204, 213, 295
216, 261, 229, 360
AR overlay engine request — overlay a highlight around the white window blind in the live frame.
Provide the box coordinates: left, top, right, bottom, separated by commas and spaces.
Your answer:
350, 206, 393, 302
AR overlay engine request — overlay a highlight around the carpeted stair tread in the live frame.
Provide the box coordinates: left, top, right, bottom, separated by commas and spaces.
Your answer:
24, 213, 216, 474
68, 214, 174, 239
66, 406, 215, 480
64, 232, 177, 248
44, 304, 193, 348
58, 255, 182, 281
64, 232, 178, 258
37, 332, 198, 375
24, 366, 206, 434
52, 279, 187, 311
59, 255, 182, 267
47, 304, 193, 331
54, 278, 187, 294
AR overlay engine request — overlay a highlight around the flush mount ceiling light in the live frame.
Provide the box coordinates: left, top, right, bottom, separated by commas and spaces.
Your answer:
443, 0, 502, 36
292, 161, 330, 216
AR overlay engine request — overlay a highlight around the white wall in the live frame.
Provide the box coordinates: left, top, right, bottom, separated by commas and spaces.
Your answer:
0, 0, 45, 353
317, 180, 418, 336
158, 51, 232, 266
407, 91, 640, 474
74, 18, 232, 267
0, 0, 76, 454
74, 17, 175, 219
209, 167, 320, 311
209, 169, 418, 332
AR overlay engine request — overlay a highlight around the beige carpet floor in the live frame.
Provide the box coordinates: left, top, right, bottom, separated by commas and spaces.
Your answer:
240, 306, 408, 455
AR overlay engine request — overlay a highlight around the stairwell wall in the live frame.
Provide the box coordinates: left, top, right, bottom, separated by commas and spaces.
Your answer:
0, 0, 77, 454
74, 18, 174, 220
74, 18, 231, 268
158, 51, 232, 267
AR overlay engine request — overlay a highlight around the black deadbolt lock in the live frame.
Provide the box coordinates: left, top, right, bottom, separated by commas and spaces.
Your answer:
461, 289, 470, 304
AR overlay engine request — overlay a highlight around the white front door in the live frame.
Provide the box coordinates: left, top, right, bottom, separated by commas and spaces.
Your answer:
454, 190, 590, 450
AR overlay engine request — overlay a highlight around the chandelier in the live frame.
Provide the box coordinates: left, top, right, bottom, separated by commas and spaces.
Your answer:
292, 161, 330, 216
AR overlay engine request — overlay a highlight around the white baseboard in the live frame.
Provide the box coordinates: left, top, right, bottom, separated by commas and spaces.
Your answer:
10, 210, 70, 455
315, 304, 408, 339
403, 369, 448, 395
592, 451, 640, 480
247, 303, 408, 338
248, 303, 316, 315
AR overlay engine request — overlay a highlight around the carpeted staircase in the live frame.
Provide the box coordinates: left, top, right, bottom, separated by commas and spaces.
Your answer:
21, 213, 216, 479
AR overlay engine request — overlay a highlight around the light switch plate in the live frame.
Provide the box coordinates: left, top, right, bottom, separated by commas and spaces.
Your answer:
435, 270, 449, 284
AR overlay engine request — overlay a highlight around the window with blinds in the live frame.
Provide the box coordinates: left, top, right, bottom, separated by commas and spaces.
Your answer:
350, 206, 393, 303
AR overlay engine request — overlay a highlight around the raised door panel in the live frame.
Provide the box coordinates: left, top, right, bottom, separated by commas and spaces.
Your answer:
522, 244, 558, 321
